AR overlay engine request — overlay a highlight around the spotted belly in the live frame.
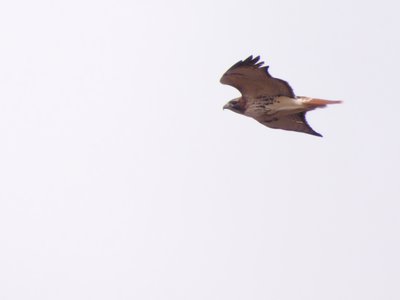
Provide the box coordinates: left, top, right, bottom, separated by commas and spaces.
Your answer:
244, 96, 306, 119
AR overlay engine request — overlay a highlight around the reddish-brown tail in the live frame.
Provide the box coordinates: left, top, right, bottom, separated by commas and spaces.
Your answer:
306, 98, 342, 108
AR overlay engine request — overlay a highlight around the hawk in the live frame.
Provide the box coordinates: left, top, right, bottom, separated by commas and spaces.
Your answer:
221, 55, 341, 137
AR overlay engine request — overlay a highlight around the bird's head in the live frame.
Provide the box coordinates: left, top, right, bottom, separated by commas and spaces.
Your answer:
223, 97, 245, 114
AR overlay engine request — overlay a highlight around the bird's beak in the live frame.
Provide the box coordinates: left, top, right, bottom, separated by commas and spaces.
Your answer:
223, 103, 230, 110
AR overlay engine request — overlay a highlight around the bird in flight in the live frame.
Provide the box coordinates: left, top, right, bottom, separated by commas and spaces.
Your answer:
221, 55, 341, 137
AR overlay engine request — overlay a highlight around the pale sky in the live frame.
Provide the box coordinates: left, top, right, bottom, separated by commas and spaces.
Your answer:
1, 0, 399, 299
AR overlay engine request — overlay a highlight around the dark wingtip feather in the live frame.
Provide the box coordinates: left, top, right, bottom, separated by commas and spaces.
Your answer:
300, 112, 323, 137
312, 132, 323, 137
244, 55, 253, 62
226, 55, 266, 71
262, 65, 269, 72
252, 55, 260, 63
307, 124, 323, 137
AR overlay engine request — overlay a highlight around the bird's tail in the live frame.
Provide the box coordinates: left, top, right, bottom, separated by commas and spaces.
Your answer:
303, 98, 342, 108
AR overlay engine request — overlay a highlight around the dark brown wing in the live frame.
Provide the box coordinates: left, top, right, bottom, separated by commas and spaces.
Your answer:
259, 112, 322, 137
220, 55, 295, 98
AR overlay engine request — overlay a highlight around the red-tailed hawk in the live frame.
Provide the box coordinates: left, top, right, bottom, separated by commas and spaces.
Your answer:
221, 55, 341, 137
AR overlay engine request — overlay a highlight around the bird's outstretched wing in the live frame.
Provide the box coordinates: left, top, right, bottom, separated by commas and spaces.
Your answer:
220, 55, 295, 98
260, 112, 322, 137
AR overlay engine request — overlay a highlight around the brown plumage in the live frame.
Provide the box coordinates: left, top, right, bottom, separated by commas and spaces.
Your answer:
221, 55, 341, 137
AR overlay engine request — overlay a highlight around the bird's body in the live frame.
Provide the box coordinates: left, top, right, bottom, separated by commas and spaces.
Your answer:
221, 56, 341, 137
243, 96, 310, 119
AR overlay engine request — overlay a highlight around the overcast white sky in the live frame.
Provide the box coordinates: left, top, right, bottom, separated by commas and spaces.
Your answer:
1, 0, 399, 299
